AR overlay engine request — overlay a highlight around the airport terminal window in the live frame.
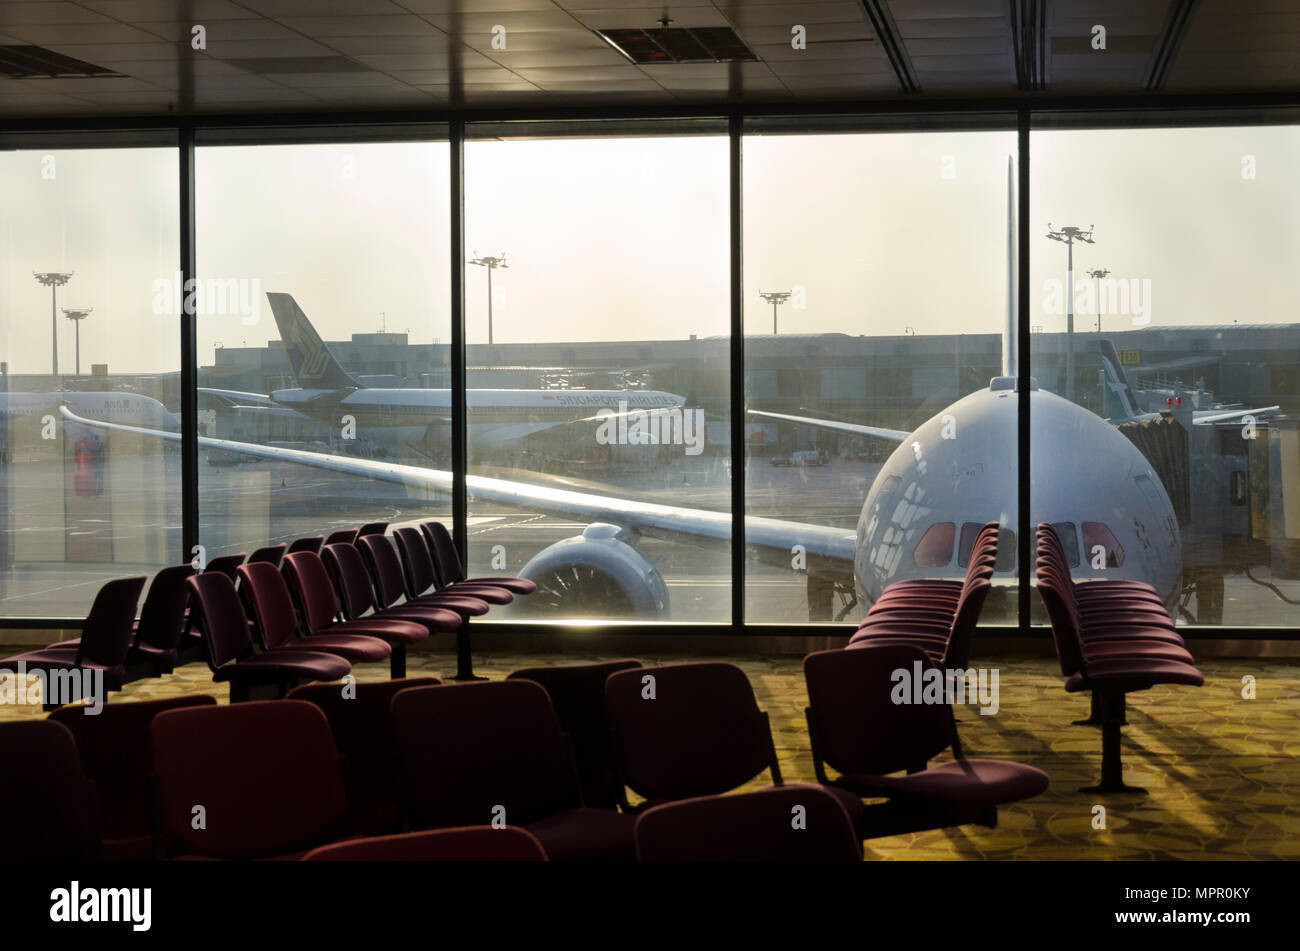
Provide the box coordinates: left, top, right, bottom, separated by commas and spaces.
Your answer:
1031, 122, 1300, 624
0, 139, 181, 618
741, 127, 1019, 624
195, 138, 451, 565
463, 126, 729, 622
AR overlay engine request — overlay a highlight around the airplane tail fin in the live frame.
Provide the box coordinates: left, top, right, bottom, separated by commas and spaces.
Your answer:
266, 293, 359, 389
1099, 339, 1140, 419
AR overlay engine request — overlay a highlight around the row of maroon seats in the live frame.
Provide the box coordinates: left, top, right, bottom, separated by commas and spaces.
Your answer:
0, 519, 535, 708
831, 524, 1048, 830
0, 543, 298, 707
847, 521, 999, 670
1035, 523, 1203, 794
2, 648, 1045, 860
1, 696, 857, 861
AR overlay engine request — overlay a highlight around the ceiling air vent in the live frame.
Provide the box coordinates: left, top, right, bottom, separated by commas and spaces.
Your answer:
595, 27, 758, 64
0, 45, 124, 79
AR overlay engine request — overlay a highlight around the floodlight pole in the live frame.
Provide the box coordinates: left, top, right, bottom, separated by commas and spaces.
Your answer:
758, 290, 791, 334
1045, 225, 1095, 401
1087, 268, 1111, 333
468, 252, 508, 346
62, 307, 92, 376
34, 271, 73, 376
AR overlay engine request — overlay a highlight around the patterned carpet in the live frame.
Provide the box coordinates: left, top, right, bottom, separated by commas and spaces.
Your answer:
4, 648, 1297, 860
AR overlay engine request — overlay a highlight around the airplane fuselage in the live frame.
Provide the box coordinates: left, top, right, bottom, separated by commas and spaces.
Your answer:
0, 392, 179, 432
855, 378, 1182, 610
268, 386, 684, 422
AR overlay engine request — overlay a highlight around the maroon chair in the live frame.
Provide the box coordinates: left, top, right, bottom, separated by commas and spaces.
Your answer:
237, 561, 392, 669
603, 662, 865, 830
151, 700, 352, 860
1036, 525, 1177, 634
1035, 545, 1203, 794
1036, 522, 1188, 729
287, 677, 442, 834
0, 720, 97, 860
422, 520, 538, 595
303, 826, 547, 862
849, 569, 994, 671
204, 553, 246, 580
1038, 521, 1163, 599
182, 558, 249, 662
281, 551, 431, 679
324, 528, 359, 546
507, 659, 643, 809
125, 564, 197, 676
803, 645, 1049, 837
357, 521, 389, 537
49, 694, 217, 859
355, 535, 490, 618
393, 526, 513, 605
2, 575, 147, 702
321, 542, 461, 645
248, 544, 287, 568
359, 533, 491, 682
393, 525, 511, 683
1038, 563, 1184, 647
391, 681, 637, 861
870, 521, 1000, 608
288, 535, 324, 555
635, 784, 862, 862
185, 572, 350, 702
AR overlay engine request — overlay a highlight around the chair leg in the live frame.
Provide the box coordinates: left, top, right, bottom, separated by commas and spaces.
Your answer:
451, 621, 486, 682
1072, 691, 1103, 726
1079, 691, 1147, 795
389, 642, 406, 680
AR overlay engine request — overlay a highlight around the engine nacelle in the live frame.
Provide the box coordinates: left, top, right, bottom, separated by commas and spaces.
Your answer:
515, 523, 669, 618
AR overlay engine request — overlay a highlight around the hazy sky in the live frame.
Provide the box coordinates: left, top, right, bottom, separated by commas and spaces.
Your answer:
2, 124, 1298, 376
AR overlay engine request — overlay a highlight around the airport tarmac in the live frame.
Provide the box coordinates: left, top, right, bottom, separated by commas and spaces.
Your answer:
2, 451, 1299, 627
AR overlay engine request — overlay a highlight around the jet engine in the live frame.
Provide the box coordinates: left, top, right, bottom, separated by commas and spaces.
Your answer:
514, 522, 669, 618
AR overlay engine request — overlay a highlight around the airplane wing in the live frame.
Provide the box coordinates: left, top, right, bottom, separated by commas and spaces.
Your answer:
1193, 405, 1281, 426
61, 406, 856, 565
747, 409, 910, 444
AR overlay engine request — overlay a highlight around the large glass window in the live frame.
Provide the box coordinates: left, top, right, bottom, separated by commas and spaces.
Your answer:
742, 126, 1019, 623
1031, 122, 1300, 625
464, 124, 730, 621
196, 135, 450, 565
0, 138, 180, 618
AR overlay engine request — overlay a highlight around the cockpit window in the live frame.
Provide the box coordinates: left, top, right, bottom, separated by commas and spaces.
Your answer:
1082, 522, 1125, 568
1051, 522, 1080, 567
957, 522, 1016, 571
914, 522, 956, 568
957, 522, 988, 568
